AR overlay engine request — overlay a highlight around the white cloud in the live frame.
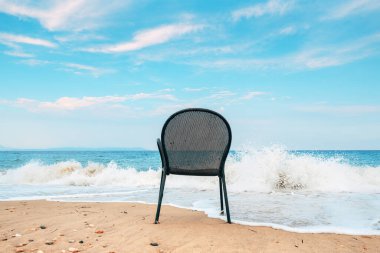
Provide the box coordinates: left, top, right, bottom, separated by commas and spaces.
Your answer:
39, 96, 126, 111
232, 0, 294, 21
184, 87, 207, 92
4, 50, 34, 58
0, 0, 128, 31
207, 90, 236, 100
193, 58, 274, 70
5, 91, 177, 112
292, 32, 380, 69
278, 26, 296, 35
63, 63, 114, 77
0, 33, 57, 48
193, 32, 380, 70
84, 23, 204, 53
19, 59, 50, 66
126, 93, 177, 101
324, 0, 380, 20
240, 91, 267, 100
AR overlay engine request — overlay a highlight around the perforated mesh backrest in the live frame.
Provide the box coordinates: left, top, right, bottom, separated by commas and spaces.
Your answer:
162, 109, 231, 176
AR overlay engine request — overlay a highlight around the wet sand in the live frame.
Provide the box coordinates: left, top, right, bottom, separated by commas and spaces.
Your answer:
0, 200, 379, 252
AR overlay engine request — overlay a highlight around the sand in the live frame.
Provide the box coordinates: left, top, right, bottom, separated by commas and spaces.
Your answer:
0, 201, 378, 253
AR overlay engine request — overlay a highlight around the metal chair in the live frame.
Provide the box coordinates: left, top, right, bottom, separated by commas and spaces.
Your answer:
155, 108, 232, 223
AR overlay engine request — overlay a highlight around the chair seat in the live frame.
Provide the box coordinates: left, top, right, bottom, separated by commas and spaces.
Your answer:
169, 167, 219, 176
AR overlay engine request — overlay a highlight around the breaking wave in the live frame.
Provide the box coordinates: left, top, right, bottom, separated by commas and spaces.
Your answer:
1, 146, 379, 193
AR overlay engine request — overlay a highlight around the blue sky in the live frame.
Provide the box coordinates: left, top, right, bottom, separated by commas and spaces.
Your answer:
0, 0, 379, 150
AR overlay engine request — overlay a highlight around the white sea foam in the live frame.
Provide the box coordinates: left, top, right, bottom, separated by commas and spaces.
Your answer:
226, 146, 380, 193
1, 146, 380, 193
0, 147, 380, 193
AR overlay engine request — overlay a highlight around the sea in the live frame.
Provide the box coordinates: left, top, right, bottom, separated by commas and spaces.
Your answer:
0, 147, 379, 235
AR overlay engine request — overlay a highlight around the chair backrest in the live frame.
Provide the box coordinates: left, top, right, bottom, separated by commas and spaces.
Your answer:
161, 108, 232, 176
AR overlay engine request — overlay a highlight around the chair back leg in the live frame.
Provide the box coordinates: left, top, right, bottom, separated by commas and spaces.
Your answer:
219, 177, 224, 214
155, 171, 167, 224
221, 175, 231, 223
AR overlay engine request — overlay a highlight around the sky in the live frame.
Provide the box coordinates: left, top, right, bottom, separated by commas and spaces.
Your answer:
0, 0, 379, 150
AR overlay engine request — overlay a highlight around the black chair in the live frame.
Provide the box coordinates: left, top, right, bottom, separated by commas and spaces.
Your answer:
155, 108, 232, 224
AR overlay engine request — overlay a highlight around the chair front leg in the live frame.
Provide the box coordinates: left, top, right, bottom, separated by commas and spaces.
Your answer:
154, 170, 166, 224
222, 175, 231, 223
219, 176, 224, 214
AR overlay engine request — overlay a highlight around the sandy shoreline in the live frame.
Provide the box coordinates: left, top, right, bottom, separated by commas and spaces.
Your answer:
0, 201, 379, 252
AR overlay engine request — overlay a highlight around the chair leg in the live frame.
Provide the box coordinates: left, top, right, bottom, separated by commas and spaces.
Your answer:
219, 177, 224, 214
155, 171, 166, 224
221, 175, 231, 223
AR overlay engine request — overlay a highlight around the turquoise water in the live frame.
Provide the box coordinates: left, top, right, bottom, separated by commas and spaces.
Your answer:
2, 150, 379, 170
0, 151, 161, 171
0, 148, 379, 234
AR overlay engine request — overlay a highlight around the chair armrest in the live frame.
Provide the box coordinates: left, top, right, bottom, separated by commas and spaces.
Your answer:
157, 138, 168, 174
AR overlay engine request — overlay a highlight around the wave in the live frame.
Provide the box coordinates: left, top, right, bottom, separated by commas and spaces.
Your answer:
226, 146, 380, 193
1, 146, 380, 193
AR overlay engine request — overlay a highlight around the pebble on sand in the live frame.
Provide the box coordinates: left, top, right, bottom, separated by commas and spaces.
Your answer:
40, 225, 46, 229
150, 242, 159, 246
45, 240, 54, 245
68, 247, 79, 252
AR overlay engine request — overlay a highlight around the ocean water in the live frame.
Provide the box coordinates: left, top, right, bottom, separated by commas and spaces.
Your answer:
0, 147, 380, 235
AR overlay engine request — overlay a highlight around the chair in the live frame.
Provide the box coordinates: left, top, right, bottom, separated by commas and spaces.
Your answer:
154, 108, 232, 224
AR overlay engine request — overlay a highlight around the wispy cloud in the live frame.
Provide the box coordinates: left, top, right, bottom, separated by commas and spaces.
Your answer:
18, 59, 50, 66
14, 59, 114, 77
0, 33, 54, 60
324, 0, 380, 20
0, 33, 57, 48
292, 32, 380, 69
193, 32, 380, 70
4, 50, 34, 58
2, 91, 177, 112
133, 43, 250, 67
208, 90, 236, 100
183, 87, 207, 92
84, 23, 204, 53
278, 26, 297, 35
0, 0, 128, 31
63, 63, 114, 77
240, 91, 267, 100
232, 0, 294, 21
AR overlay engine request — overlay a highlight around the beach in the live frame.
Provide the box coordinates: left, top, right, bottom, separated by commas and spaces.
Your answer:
1, 0, 379, 252
1, 201, 379, 253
